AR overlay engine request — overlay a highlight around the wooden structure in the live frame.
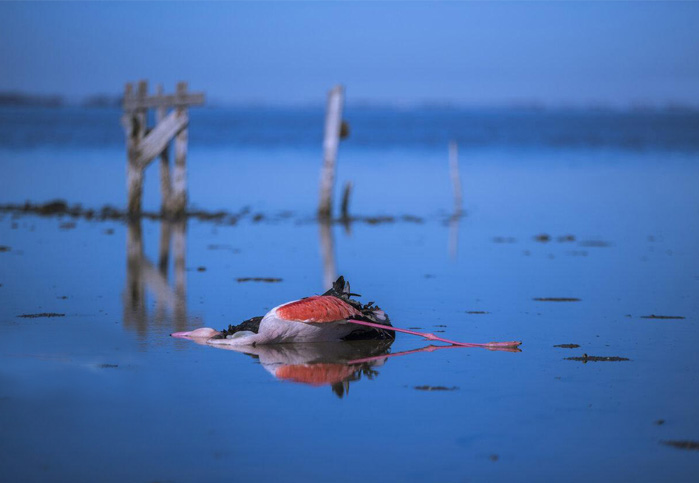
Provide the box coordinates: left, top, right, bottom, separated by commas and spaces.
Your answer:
122, 80, 204, 217
318, 85, 346, 219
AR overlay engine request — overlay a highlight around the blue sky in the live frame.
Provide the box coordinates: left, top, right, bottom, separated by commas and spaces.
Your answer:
1, 2, 698, 107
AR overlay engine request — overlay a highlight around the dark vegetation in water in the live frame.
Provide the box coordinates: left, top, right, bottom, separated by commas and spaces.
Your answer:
661, 441, 699, 451
579, 240, 612, 247
18, 313, 65, 318
466, 311, 489, 314
533, 297, 581, 302
492, 236, 516, 243
0, 246, 10, 252
414, 386, 459, 391
0, 200, 424, 226
236, 277, 282, 283
534, 233, 551, 242
565, 354, 629, 362
554, 344, 580, 349
641, 315, 685, 320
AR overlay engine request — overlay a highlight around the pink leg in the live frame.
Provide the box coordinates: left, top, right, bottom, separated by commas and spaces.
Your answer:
347, 319, 521, 349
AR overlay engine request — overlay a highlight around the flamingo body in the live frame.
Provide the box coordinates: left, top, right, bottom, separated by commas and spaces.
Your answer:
174, 292, 386, 346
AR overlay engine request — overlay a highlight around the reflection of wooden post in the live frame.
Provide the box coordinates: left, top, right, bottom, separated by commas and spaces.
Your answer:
173, 220, 187, 331
318, 85, 344, 219
449, 141, 463, 218
156, 84, 172, 214
171, 82, 189, 218
319, 219, 337, 291
124, 220, 147, 335
123, 219, 190, 336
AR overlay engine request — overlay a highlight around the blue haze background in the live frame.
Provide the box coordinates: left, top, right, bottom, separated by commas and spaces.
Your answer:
1, 2, 699, 107
1, 2, 699, 483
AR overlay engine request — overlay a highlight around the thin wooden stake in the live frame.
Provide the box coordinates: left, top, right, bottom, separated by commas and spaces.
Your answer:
340, 181, 352, 221
318, 85, 344, 219
449, 140, 462, 217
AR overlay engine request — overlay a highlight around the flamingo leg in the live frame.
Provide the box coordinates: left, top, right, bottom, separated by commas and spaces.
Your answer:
347, 319, 521, 349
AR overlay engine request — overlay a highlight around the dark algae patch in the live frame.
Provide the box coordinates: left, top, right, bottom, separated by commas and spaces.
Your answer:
18, 312, 65, 318
237, 277, 283, 283
641, 314, 685, 320
414, 386, 459, 391
579, 240, 612, 247
554, 344, 580, 349
662, 441, 699, 451
565, 353, 629, 362
533, 297, 581, 302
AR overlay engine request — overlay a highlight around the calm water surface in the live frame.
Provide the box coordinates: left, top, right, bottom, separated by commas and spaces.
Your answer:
1, 107, 698, 481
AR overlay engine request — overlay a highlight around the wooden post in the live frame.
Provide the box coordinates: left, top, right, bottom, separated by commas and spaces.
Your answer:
318, 85, 344, 219
156, 84, 172, 215
319, 219, 337, 291
126, 81, 149, 216
449, 141, 463, 218
170, 82, 189, 217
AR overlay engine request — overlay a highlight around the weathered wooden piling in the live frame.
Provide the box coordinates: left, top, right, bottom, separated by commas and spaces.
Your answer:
318, 85, 345, 219
122, 80, 204, 218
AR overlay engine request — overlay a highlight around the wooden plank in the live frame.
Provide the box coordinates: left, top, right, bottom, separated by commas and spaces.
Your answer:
134, 109, 188, 168
123, 92, 205, 111
318, 85, 344, 218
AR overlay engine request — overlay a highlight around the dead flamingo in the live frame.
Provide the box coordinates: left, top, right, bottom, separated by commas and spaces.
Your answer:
172, 276, 521, 350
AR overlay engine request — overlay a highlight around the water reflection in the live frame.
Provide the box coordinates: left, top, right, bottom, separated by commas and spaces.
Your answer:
123, 220, 188, 336
196, 339, 395, 398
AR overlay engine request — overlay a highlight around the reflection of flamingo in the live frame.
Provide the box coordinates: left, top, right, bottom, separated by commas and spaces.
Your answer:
197, 340, 394, 398
172, 277, 521, 350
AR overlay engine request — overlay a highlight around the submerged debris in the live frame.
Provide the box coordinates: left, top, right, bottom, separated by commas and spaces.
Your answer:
0, 246, 11, 252
18, 312, 65, 318
414, 385, 459, 391
236, 277, 282, 283
554, 344, 580, 349
466, 311, 489, 314
662, 441, 699, 451
641, 315, 685, 320
534, 233, 551, 242
579, 240, 612, 247
565, 353, 629, 362
533, 297, 581, 302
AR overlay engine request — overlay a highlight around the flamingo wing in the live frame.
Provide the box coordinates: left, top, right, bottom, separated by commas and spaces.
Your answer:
276, 295, 361, 323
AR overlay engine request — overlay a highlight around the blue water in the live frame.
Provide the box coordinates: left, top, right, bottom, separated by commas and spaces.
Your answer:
1, 107, 698, 481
